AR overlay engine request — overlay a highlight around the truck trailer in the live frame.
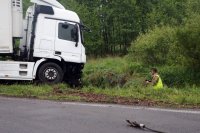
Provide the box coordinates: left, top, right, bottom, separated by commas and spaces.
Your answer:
0, 0, 86, 86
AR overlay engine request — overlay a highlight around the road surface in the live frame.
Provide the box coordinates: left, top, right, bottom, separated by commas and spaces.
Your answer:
0, 96, 200, 133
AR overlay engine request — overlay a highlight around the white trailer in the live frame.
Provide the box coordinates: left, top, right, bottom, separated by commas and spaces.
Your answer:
0, 0, 87, 86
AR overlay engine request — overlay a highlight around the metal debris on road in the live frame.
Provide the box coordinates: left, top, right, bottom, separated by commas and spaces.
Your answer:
126, 120, 166, 133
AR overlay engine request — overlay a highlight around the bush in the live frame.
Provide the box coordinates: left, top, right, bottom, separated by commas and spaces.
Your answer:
177, 14, 200, 70
83, 57, 132, 88
125, 56, 148, 74
129, 26, 183, 66
128, 21, 200, 86
84, 70, 130, 88
159, 65, 187, 87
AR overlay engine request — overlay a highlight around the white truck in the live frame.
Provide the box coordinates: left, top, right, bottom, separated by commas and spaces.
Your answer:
0, 0, 87, 86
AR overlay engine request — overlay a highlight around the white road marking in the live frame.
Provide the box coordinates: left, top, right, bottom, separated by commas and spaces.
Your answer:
62, 102, 200, 114
144, 107, 200, 114
1, 96, 200, 114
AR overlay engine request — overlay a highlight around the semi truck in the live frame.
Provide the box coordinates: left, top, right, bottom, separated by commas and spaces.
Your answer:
0, 0, 87, 86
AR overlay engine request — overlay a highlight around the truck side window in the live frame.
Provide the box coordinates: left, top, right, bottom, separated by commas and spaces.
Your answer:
58, 23, 76, 42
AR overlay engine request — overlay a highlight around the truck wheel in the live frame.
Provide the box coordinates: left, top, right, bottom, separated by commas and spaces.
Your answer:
38, 63, 64, 84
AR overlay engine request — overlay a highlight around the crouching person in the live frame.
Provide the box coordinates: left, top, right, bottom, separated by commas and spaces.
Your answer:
145, 68, 163, 90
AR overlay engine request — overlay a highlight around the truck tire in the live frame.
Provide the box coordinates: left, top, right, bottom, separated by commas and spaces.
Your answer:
38, 63, 64, 84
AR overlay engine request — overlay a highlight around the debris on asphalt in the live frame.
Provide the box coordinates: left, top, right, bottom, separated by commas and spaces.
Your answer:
126, 120, 166, 133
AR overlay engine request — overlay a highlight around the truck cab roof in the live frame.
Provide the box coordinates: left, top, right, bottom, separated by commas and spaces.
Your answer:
51, 7, 80, 24
31, 0, 81, 23
31, 0, 65, 9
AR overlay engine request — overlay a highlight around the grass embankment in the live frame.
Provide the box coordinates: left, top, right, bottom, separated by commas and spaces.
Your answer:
0, 57, 200, 109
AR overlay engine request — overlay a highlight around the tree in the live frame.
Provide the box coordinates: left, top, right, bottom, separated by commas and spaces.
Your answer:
22, 0, 200, 57
177, 15, 200, 70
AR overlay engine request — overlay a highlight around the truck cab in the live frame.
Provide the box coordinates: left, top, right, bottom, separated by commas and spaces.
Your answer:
0, 0, 87, 86
21, 3, 86, 63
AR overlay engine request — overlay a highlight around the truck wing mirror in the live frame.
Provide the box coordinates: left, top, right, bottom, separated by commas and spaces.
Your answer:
71, 24, 79, 47
80, 25, 92, 33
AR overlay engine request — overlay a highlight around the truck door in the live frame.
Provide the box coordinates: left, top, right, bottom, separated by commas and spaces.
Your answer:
54, 21, 82, 63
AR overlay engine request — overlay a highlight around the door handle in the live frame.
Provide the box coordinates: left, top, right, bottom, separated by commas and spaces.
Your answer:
55, 51, 61, 55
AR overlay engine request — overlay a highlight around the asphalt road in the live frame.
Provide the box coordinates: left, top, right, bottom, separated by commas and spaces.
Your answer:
0, 97, 200, 133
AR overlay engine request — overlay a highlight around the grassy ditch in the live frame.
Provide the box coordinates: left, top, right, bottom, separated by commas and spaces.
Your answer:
0, 83, 199, 109
0, 57, 200, 109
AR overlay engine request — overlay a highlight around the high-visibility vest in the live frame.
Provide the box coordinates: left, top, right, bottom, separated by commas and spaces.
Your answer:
153, 74, 163, 90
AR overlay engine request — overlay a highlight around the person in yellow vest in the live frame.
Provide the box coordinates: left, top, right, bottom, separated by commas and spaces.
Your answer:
145, 68, 163, 90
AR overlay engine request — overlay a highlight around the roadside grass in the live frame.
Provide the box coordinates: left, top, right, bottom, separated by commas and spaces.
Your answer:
0, 83, 199, 108
0, 84, 82, 101
84, 57, 129, 74
82, 86, 200, 107
0, 57, 199, 108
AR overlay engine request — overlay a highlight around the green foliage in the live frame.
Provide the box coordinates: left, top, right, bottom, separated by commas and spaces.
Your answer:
82, 85, 200, 106
159, 65, 188, 87
128, 14, 200, 86
83, 57, 132, 88
0, 84, 52, 97
22, 0, 200, 57
0, 83, 200, 107
22, 0, 32, 16
84, 70, 130, 88
177, 14, 200, 70
129, 26, 180, 66
0, 84, 82, 101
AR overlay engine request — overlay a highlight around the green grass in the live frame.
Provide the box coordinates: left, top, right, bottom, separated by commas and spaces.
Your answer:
82, 86, 200, 106
84, 57, 129, 74
82, 57, 200, 107
0, 57, 199, 108
0, 84, 199, 108
0, 84, 82, 101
